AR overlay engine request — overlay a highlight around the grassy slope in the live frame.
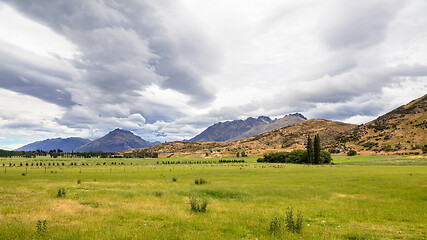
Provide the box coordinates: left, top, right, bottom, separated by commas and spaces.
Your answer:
0, 156, 426, 239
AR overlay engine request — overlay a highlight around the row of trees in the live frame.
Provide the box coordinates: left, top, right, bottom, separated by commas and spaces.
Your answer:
258, 134, 332, 164
0, 149, 158, 159
0, 150, 36, 158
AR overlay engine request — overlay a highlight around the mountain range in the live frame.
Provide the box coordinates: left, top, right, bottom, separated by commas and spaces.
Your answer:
12, 95, 426, 155
190, 113, 306, 142
15, 129, 154, 153
15, 137, 91, 152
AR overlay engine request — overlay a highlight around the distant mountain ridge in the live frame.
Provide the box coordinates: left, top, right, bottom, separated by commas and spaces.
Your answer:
189, 113, 306, 142
75, 129, 153, 152
15, 137, 90, 152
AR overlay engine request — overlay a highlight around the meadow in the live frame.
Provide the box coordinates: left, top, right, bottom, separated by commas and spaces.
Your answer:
0, 155, 426, 239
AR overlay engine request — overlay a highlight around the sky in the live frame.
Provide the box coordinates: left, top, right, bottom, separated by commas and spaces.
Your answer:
0, 0, 426, 150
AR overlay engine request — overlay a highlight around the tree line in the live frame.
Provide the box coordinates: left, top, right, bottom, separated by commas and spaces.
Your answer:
0, 149, 158, 159
257, 134, 332, 164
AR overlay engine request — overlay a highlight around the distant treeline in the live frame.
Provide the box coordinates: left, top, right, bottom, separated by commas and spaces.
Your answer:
257, 134, 332, 164
0, 149, 36, 158
159, 159, 245, 165
0, 149, 158, 159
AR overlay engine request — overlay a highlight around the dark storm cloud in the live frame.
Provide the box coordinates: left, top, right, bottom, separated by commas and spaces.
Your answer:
4, 0, 216, 106
0, 45, 75, 107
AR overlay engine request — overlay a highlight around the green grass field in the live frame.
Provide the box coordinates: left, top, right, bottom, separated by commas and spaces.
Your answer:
0, 155, 426, 239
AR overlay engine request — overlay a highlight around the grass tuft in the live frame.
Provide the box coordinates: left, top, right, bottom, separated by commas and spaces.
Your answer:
189, 196, 208, 212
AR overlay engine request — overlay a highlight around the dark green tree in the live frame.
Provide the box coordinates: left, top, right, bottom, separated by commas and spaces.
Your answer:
306, 135, 313, 164
314, 134, 320, 164
347, 149, 357, 156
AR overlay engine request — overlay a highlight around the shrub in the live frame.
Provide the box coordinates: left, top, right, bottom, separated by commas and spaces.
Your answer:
285, 207, 303, 234
269, 216, 282, 235
381, 144, 392, 152
36, 220, 47, 235
172, 177, 177, 182
154, 191, 163, 197
295, 210, 303, 234
347, 150, 357, 156
57, 188, 66, 198
189, 196, 208, 212
77, 179, 82, 184
195, 178, 208, 185
285, 207, 294, 232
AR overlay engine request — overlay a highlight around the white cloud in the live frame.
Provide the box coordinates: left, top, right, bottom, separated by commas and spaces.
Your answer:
0, 144, 25, 150
0, 3, 78, 59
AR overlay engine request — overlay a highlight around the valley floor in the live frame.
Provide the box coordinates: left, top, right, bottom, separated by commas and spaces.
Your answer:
0, 155, 426, 239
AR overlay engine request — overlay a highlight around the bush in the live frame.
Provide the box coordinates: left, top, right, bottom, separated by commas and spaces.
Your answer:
172, 177, 177, 182
36, 220, 47, 236
154, 191, 163, 197
269, 216, 282, 235
285, 207, 294, 232
56, 188, 66, 198
77, 179, 82, 184
195, 178, 208, 185
285, 207, 303, 234
189, 196, 208, 212
347, 150, 357, 156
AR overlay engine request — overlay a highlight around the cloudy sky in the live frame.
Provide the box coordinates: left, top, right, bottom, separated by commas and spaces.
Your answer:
0, 0, 426, 149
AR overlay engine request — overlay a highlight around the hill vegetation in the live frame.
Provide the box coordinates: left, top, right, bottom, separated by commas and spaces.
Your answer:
333, 94, 426, 154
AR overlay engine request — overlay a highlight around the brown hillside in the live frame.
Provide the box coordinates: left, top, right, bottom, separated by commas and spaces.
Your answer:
139, 119, 356, 158
231, 119, 356, 155
143, 141, 232, 158
334, 94, 426, 154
